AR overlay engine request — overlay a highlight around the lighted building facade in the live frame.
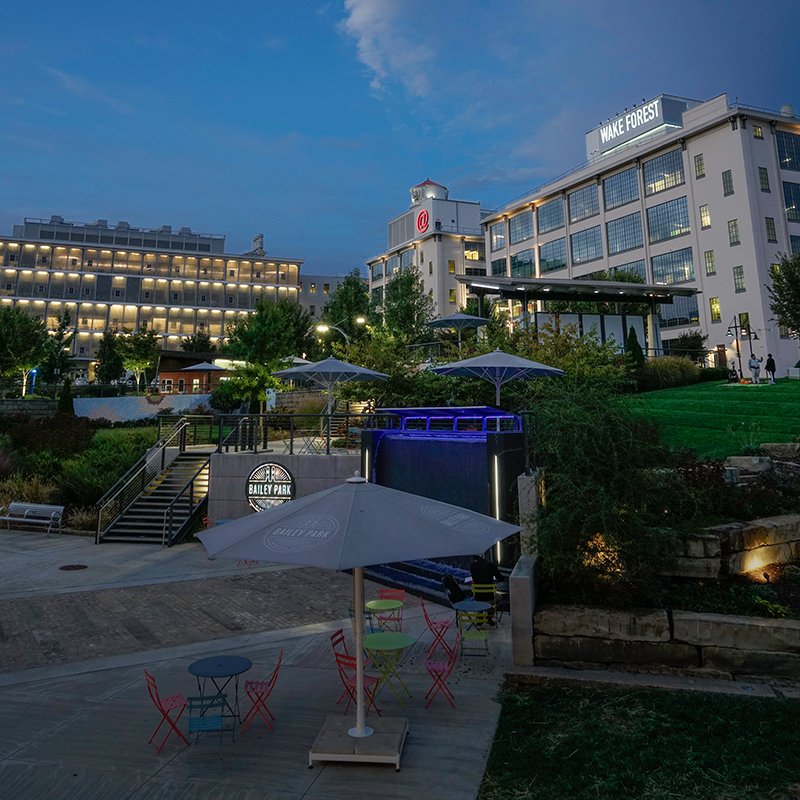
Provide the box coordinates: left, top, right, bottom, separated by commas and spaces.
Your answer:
0, 218, 303, 370
481, 93, 800, 369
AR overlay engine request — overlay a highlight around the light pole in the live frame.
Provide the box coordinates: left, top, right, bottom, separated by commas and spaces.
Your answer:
29, 368, 38, 397
316, 317, 366, 346
728, 317, 760, 379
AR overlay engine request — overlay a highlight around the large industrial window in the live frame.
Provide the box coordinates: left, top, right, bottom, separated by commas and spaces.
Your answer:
464, 241, 485, 261
700, 204, 711, 229
722, 170, 734, 196
490, 222, 506, 251
759, 167, 771, 192
510, 248, 536, 278
372, 263, 383, 280
728, 219, 740, 246
704, 250, 716, 275
643, 149, 684, 195
606, 212, 643, 254
400, 250, 414, 270
651, 247, 694, 284
386, 255, 399, 275
491, 258, 506, 276
509, 211, 534, 245
647, 197, 691, 243
792, 235, 800, 254
777, 130, 800, 171
603, 167, 639, 210
568, 184, 599, 223
569, 226, 603, 264
709, 297, 721, 322
766, 217, 778, 243
694, 154, 705, 179
537, 197, 564, 234
783, 182, 800, 222
733, 265, 746, 292
659, 294, 699, 328
539, 238, 567, 274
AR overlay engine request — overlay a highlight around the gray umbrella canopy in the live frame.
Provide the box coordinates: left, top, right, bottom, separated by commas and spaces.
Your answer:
431, 348, 565, 406
272, 357, 388, 413
198, 476, 519, 738
180, 361, 225, 372
426, 313, 491, 352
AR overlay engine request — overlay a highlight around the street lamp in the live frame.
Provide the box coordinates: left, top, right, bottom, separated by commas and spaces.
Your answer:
316, 317, 366, 345
726, 318, 759, 377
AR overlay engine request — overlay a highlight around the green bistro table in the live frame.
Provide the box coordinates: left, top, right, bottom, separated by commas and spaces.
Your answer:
364, 631, 415, 708
365, 598, 403, 632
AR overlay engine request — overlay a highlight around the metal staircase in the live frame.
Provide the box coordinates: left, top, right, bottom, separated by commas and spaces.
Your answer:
96, 420, 214, 546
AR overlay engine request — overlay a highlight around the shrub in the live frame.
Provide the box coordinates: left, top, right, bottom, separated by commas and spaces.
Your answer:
636, 356, 700, 391
57, 379, 75, 414
295, 399, 327, 415
0, 474, 59, 506
698, 365, 729, 382
7, 414, 94, 459
66, 506, 98, 531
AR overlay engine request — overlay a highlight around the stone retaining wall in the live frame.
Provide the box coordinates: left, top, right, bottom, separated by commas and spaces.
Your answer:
0, 399, 58, 419
533, 604, 800, 678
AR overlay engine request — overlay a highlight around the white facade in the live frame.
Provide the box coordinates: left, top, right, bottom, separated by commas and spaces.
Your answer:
367, 180, 489, 316
298, 274, 348, 320
482, 93, 800, 371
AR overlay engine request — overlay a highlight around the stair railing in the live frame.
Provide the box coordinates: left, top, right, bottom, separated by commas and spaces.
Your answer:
162, 458, 210, 547
95, 420, 189, 543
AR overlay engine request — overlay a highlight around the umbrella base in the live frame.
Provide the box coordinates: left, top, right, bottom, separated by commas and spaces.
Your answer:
309, 715, 409, 771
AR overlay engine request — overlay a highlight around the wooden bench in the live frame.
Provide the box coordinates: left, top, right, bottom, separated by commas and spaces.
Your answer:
0, 502, 65, 535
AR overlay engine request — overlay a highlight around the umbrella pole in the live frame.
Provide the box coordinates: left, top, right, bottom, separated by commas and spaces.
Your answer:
458, 328, 462, 353
496, 382, 501, 407
349, 566, 373, 738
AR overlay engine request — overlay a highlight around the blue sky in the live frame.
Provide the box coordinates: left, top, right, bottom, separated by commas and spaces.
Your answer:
2, 0, 797, 275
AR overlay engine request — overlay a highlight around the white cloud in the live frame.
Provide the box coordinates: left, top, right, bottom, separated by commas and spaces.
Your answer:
338, 0, 432, 97
46, 68, 134, 116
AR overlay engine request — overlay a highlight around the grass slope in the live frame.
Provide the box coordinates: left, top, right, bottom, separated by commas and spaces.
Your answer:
480, 685, 800, 800
626, 378, 800, 459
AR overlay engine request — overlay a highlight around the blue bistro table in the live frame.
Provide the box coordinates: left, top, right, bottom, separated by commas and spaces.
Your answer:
188, 655, 252, 739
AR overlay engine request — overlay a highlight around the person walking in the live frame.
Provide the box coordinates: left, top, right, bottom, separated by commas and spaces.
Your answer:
748, 354, 763, 384
766, 353, 777, 384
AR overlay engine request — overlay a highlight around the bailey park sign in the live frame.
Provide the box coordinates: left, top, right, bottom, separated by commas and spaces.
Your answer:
246, 463, 295, 511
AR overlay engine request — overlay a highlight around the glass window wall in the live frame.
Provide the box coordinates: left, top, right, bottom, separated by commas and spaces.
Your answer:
777, 130, 800, 171
603, 167, 639, 210
570, 226, 603, 264
647, 196, 691, 243
643, 149, 684, 195
509, 211, 534, 244
490, 222, 506, 251
568, 184, 599, 222
652, 247, 694, 284
537, 197, 564, 234
606, 211, 643, 254
510, 248, 536, 277
539, 237, 568, 273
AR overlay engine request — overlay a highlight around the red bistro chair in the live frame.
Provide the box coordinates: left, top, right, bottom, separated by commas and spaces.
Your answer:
330, 629, 381, 717
424, 632, 461, 709
377, 588, 405, 632
144, 670, 189, 753
421, 598, 453, 658
241, 649, 283, 734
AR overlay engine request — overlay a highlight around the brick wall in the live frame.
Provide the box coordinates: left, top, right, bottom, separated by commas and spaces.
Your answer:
0, 399, 58, 420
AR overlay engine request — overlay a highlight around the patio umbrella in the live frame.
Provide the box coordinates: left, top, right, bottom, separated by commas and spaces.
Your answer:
198, 476, 520, 740
180, 361, 226, 392
431, 348, 565, 406
426, 313, 491, 352
272, 356, 388, 414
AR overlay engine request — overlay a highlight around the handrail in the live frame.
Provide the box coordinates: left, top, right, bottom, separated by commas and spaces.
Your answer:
95, 420, 189, 543
162, 458, 210, 547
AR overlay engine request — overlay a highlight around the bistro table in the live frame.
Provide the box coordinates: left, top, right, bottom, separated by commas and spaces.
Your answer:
188, 655, 252, 739
363, 632, 415, 708
365, 598, 403, 632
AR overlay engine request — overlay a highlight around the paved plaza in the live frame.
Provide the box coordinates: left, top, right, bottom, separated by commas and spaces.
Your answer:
0, 531, 508, 799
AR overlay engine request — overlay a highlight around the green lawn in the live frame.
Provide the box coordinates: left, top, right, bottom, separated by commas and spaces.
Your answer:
480, 685, 800, 800
625, 378, 800, 459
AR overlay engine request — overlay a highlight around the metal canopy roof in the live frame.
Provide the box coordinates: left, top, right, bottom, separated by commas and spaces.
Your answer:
456, 275, 699, 306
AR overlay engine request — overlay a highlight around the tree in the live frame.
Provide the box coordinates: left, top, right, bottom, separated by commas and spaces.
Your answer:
379, 266, 436, 342
181, 331, 216, 353
768, 252, 800, 336
666, 329, 708, 361
95, 331, 125, 385
0, 305, 49, 395
225, 298, 314, 364
58, 378, 75, 414
119, 329, 161, 393
40, 309, 75, 384
320, 268, 370, 340
624, 326, 645, 369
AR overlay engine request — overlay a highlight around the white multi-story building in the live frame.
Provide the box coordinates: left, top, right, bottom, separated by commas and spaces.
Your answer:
479, 93, 800, 369
367, 180, 491, 316
0, 218, 304, 370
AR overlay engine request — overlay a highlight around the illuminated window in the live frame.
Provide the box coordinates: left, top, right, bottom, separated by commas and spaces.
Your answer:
722, 170, 734, 196
449, 289, 456, 303
509, 211, 534, 244
448, 261, 455, 274
700, 204, 711, 229
651, 247, 694, 284
606, 212, 643, 254
643, 149, 684, 195
647, 197, 691, 243
733, 265, 746, 292
704, 250, 716, 275
777, 130, 800, 171
694, 154, 705, 179
709, 297, 721, 322
309, 283, 316, 294
728, 219, 740, 246
754, 125, 763, 139
759, 167, 770, 192
428, 262, 433, 274
766, 217, 777, 243
324, 284, 330, 294
490, 222, 506, 251
785, 182, 800, 221
372, 263, 383, 280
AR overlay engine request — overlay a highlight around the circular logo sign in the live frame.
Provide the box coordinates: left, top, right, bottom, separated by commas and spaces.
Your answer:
416, 209, 429, 233
246, 463, 295, 511
263, 514, 339, 554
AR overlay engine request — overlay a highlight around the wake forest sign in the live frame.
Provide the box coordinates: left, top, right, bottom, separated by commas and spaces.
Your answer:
246, 463, 295, 512
598, 98, 662, 151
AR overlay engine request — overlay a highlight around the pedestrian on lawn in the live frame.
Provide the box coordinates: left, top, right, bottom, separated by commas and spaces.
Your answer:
765, 353, 776, 384
748, 354, 763, 384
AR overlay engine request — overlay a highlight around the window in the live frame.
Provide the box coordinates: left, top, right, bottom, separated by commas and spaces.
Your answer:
255, 271, 261, 279
401, 250, 414, 270
509, 210, 534, 244
606, 211, 643, 254
83, 288, 91, 295
783, 182, 800, 222
4, 283, 10, 290
200, 294, 207, 302
420, 251, 424, 262
777, 130, 800, 171
78, 346, 86, 355
86, 259, 93, 267
694, 154, 705, 179
766, 217, 778, 243
570, 226, 603, 264
114, 289, 122, 298
429, 262, 433, 274
386, 255, 399, 275
659, 294, 699, 328
709, 297, 721, 322
144, 291, 151, 299
449, 289, 456, 303
754, 125, 763, 139
172, 293, 178, 301
372, 286, 383, 304
537, 197, 564, 234
722, 170, 734, 196
68, 286, 75, 295
733, 265, 746, 292
372, 263, 383, 281
309, 283, 316, 294
9, 254, 16, 262
491, 257, 506, 276
647, 196, 691, 243
643, 149, 684, 195
603, 166, 639, 210
728, 219, 740, 246
704, 250, 716, 275
70, 258, 76, 266
324, 284, 330, 294
568, 184, 599, 222
759, 167, 771, 192
448, 260, 455, 274
510, 248, 536, 278
792, 235, 800, 255
310, 305, 315, 315
651, 247, 694, 284
227, 296, 234, 304
229, 270, 235, 277
40, 256, 48, 264
699, 204, 711, 229
490, 222, 506, 251
464, 241, 484, 261
539, 238, 567, 274
37, 285, 45, 293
